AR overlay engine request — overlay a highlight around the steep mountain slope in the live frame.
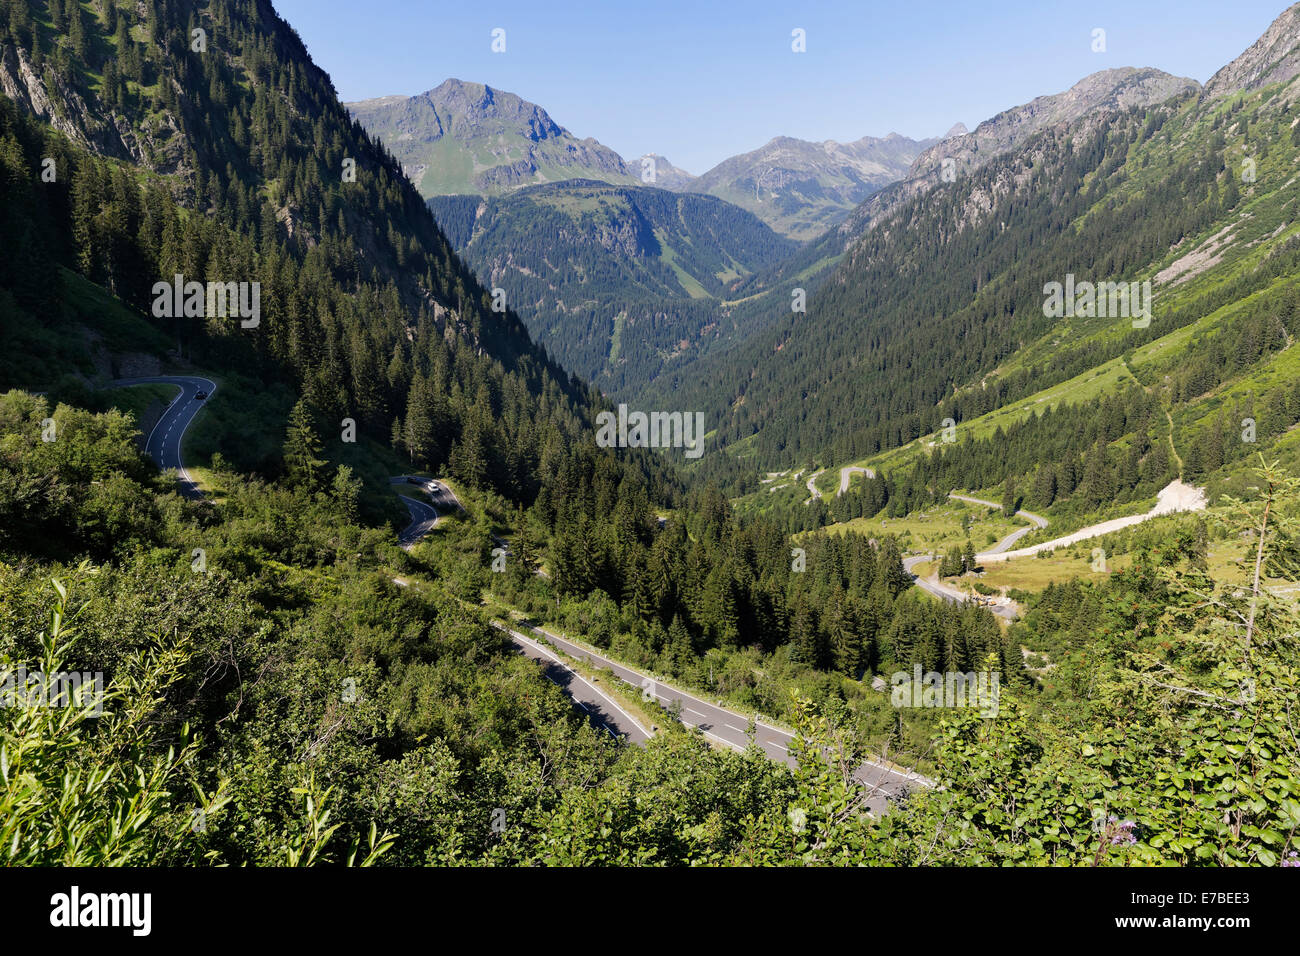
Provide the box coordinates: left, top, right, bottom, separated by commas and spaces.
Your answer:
721, 68, 1200, 305
690, 132, 937, 240
427, 180, 796, 390
0, 0, 683, 511
834, 67, 1200, 247
624, 68, 1202, 424
0, 3, 1018, 863
347, 79, 642, 196
2, 0, 1297, 875
642, 19, 1300, 491
1204, 2, 1300, 95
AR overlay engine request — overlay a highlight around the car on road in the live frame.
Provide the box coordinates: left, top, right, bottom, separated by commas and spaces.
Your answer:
406, 476, 423, 485
194, 390, 207, 400
427, 482, 441, 493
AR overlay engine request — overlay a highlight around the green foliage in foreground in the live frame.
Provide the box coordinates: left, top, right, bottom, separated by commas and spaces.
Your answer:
2, 388, 1297, 865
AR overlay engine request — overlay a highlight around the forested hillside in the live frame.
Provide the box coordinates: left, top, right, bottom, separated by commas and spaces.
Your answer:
0, 0, 687, 511
642, 55, 1300, 488
0, 0, 1011, 865
1, 0, 1297, 873
428, 180, 796, 391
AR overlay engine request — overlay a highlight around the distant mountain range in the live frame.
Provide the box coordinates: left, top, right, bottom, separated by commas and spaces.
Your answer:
636, 21, 1300, 482
347, 79, 944, 239
685, 132, 941, 239
831, 67, 1200, 249
719, 67, 1202, 304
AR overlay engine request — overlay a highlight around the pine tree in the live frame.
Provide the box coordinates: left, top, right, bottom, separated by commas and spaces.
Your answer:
1032, 465, 1056, 508
508, 506, 538, 586
403, 378, 434, 468
67, 0, 87, 60
1222, 171, 1239, 210
666, 615, 694, 675
788, 595, 824, 669
283, 399, 325, 490
828, 592, 864, 679
450, 404, 489, 490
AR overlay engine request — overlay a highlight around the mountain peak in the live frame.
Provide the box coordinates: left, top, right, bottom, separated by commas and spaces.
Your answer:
1205, 2, 1300, 98
691, 133, 931, 239
944, 122, 969, 138
633, 154, 696, 188
347, 80, 637, 195
420, 78, 565, 140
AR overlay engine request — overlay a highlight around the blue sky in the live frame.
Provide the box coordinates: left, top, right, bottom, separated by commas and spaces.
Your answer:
273, 0, 1292, 174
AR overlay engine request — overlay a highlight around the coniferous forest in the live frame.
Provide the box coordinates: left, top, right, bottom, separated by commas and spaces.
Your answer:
1, 0, 1298, 929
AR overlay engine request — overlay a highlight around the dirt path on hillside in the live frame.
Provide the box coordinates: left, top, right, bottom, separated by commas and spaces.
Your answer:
981, 480, 1206, 563
1165, 408, 1184, 477
805, 469, 826, 502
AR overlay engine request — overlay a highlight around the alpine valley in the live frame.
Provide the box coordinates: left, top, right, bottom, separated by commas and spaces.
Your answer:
0, 0, 1296, 876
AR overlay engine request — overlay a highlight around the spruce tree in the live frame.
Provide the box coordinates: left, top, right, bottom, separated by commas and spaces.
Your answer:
283, 399, 325, 490
1001, 477, 1018, 517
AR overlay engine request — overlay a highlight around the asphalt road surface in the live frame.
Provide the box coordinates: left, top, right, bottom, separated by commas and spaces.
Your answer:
110, 376, 217, 499
525, 623, 930, 814
494, 623, 651, 744
804, 469, 826, 501
949, 493, 1049, 550
388, 475, 464, 547
902, 492, 1050, 620
838, 465, 876, 495
395, 495, 439, 547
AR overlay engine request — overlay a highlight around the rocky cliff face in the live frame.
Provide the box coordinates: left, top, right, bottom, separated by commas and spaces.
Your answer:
1, 41, 130, 159
0, 41, 192, 180
833, 67, 1200, 249
1204, 2, 1300, 98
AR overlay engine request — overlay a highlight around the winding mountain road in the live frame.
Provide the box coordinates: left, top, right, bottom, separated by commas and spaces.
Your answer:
389, 474, 929, 808
806, 464, 878, 502
901, 493, 1050, 619
110, 376, 216, 499
979, 481, 1205, 563
804, 469, 826, 502
902, 483, 1204, 617
838, 465, 876, 495
386, 478, 641, 743
388, 475, 463, 547
525, 623, 931, 814
949, 494, 1049, 547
